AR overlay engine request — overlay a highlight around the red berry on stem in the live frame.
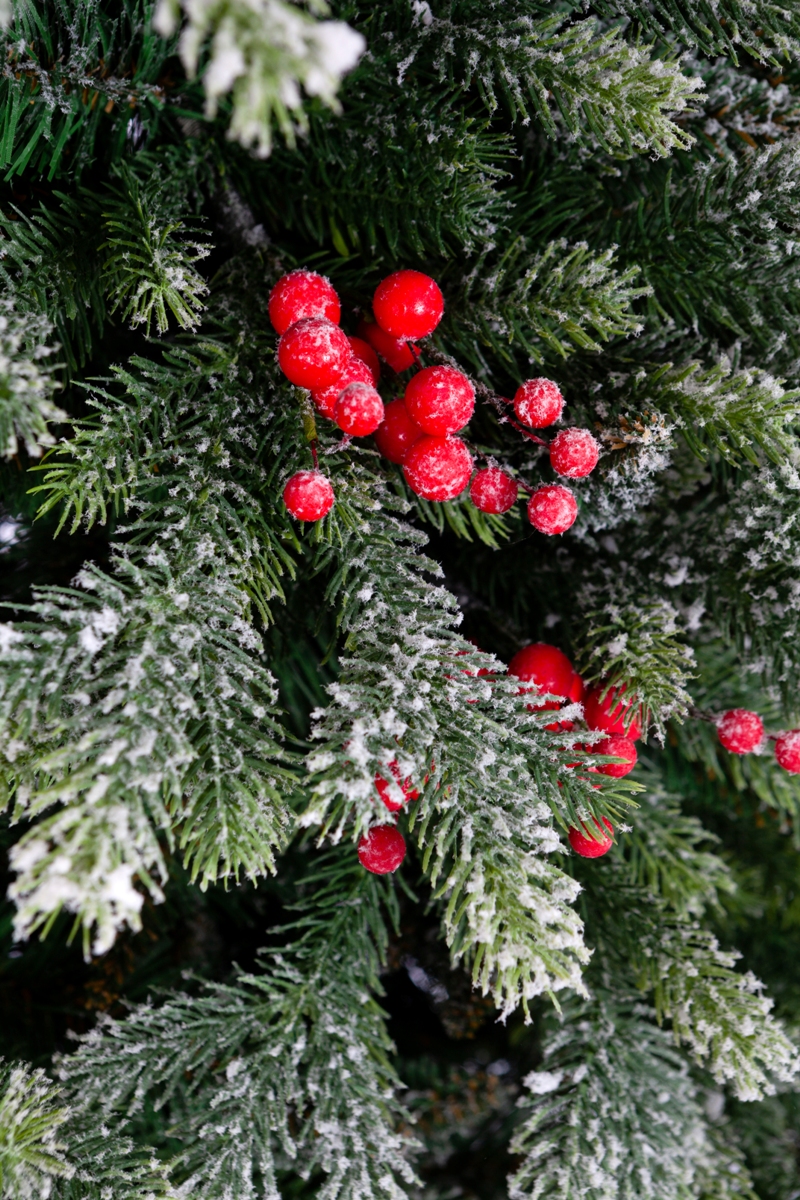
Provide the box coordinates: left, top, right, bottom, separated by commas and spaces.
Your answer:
404, 366, 475, 436
283, 470, 335, 522
311, 358, 374, 419
373, 270, 444, 340
584, 683, 642, 740
514, 379, 564, 428
348, 335, 381, 384
358, 825, 407, 874
775, 730, 800, 773
592, 735, 638, 778
403, 436, 473, 502
568, 817, 614, 859
335, 382, 385, 437
278, 318, 352, 390
374, 398, 424, 464
375, 761, 420, 812
528, 485, 578, 535
717, 709, 764, 754
550, 429, 600, 479
269, 270, 341, 335
357, 318, 418, 373
469, 467, 518, 515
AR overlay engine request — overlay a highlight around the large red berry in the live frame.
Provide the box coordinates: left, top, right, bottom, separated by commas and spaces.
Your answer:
591, 735, 638, 778
528, 485, 578, 535
269, 270, 340, 335
283, 470, 335, 522
335, 382, 385, 437
549, 429, 600, 478
348, 335, 381, 384
278, 318, 352, 390
312, 358, 374, 419
374, 398, 424, 464
514, 379, 564, 428
584, 683, 642, 740
469, 467, 518, 514
568, 817, 613, 859
717, 709, 764, 754
775, 730, 800, 773
375, 761, 420, 812
373, 270, 444, 340
357, 825, 407, 874
357, 318, 418, 373
508, 643, 582, 704
403, 436, 473, 502
404, 366, 474, 436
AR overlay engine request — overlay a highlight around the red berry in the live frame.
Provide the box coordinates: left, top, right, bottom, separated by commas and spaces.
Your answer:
269, 270, 340, 335
591, 736, 638, 778
375, 761, 420, 812
514, 379, 564, 428
357, 318, 418, 373
357, 825, 407, 874
404, 366, 474, 436
508, 643, 584, 729
775, 730, 800, 773
278, 318, 352, 390
335, 382, 385, 437
283, 470, 335, 522
374, 398, 424, 464
403, 436, 473, 502
568, 817, 613, 859
717, 709, 764, 755
584, 684, 642, 740
549, 429, 600, 478
348, 335, 381, 384
469, 467, 518, 514
373, 270, 444, 340
527, 485, 578, 535
311, 358, 374, 419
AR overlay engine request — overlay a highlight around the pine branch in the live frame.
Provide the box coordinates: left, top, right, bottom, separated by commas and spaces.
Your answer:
594, 0, 800, 63
0, 300, 65, 459
0, 1060, 73, 1197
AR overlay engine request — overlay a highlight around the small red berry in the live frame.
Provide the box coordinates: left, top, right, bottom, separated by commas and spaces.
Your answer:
374, 398, 424, 464
404, 365, 474, 436
373, 270, 444, 340
403, 436, 473, 502
375, 761, 420, 812
312, 358, 374, 419
469, 467, 518, 514
775, 730, 800, 773
269, 270, 340, 335
527, 485, 578, 535
278, 318, 352, 390
514, 379, 564, 428
357, 825, 407, 874
335, 382, 385, 437
283, 470, 335, 522
508, 643, 584, 728
568, 817, 614, 858
717, 709, 764, 755
591, 735, 638, 778
357, 318, 418, 373
549, 429, 600, 478
584, 683, 642, 740
347, 335, 381, 384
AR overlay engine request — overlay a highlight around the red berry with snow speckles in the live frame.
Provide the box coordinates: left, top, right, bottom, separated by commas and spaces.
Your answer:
584, 683, 642, 740
550, 429, 600, 479
357, 318, 418, 373
278, 318, 352, 390
374, 399, 424, 464
283, 471, 335, 522
269, 270, 340, 335
311, 358, 374, 419
718, 709, 764, 754
373, 270, 444, 340
776, 730, 800, 773
348, 335, 381, 384
375, 761, 420, 812
528, 485, 578, 535
470, 467, 518, 514
358, 825, 407, 874
335, 382, 385, 436
508, 643, 584, 729
568, 817, 614, 858
404, 366, 474, 436
403, 436, 473, 502
514, 378, 564, 428
592, 736, 638, 778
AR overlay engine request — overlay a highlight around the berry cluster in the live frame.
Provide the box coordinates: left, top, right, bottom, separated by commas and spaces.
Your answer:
271, 267, 601, 532
714, 707, 800, 774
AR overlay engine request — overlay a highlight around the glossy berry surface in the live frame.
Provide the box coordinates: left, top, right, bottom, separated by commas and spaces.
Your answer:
347, 335, 381, 384
776, 730, 800, 773
591, 736, 638, 778
375, 761, 420, 812
373, 270, 444, 340
568, 817, 614, 858
718, 709, 764, 754
374, 398, 424, 464
268, 270, 340, 335
357, 318, 418, 373
283, 470, 335, 522
549, 428, 600, 478
514, 378, 564, 428
403, 436, 473, 502
404, 365, 475, 436
527, 484, 578, 535
278, 318, 351, 390
357, 825, 407, 874
335, 382, 385, 437
469, 467, 518, 514
584, 683, 642, 740
508, 643, 583, 705
311, 358, 374, 419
